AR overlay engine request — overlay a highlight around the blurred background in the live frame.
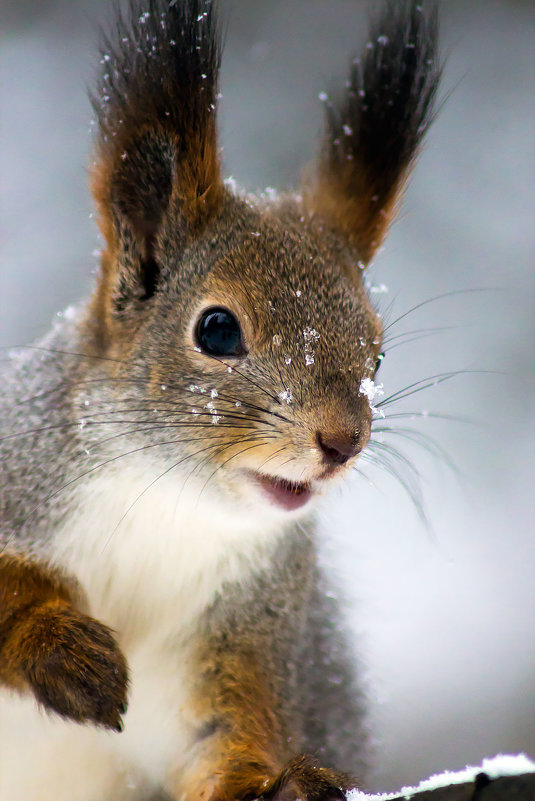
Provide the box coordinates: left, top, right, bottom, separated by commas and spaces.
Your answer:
1, 0, 534, 792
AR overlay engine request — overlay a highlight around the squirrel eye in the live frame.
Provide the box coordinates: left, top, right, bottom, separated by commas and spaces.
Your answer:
195, 308, 246, 357
375, 352, 385, 373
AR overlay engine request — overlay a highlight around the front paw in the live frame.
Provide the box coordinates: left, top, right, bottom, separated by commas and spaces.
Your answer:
261, 755, 352, 801
16, 602, 129, 731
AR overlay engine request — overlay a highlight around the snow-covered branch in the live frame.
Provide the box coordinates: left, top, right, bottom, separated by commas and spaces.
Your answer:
348, 755, 535, 801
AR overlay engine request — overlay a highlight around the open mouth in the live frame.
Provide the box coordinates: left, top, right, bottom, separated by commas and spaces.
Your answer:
252, 473, 313, 511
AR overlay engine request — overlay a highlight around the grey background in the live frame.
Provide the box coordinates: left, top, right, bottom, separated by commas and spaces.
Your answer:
1, 0, 534, 792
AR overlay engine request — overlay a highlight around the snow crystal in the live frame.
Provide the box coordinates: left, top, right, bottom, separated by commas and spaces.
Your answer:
234, 401, 242, 407
284, 355, 292, 365
279, 389, 293, 404
303, 327, 320, 346
359, 377, 383, 403
347, 754, 535, 801
343, 124, 353, 136
224, 176, 238, 193
369, 283, 389, 294
377, 35, 389, 46
318, 91, 328, 102
60, 305, 77, 321
359, 377, 384, 416
272, 334, 282, 347
160, 384, 166, 391
295, 290, 302, 298
302, 327, 319, 365
210, 388, 218, 399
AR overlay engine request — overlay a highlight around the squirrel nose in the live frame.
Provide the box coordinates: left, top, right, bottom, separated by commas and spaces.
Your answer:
316, 431, 362, 466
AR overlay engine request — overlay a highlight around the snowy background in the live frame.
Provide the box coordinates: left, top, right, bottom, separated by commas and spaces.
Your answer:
1, 0, 534, 792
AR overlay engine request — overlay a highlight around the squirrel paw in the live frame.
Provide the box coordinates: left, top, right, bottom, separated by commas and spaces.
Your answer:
18, 603, 129, 731
260, 755, 352, 801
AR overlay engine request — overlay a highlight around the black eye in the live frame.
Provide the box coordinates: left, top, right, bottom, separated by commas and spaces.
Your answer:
375, 352, 385, 373
195, 308, 245, 357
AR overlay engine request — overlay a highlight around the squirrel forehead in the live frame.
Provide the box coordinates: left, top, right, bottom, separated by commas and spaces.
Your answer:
169, 192, 381, 344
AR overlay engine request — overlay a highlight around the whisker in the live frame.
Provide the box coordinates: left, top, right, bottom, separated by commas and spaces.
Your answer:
377, 410, 475, 425
255, 445, 291, 473
359, 451, 427, 524
198, 439, 272, 498
2, 344, 136, 368
84, 403, 272, 427
376, 369, 495, 408
0, 414, 270, 443
371, 427, 457, 473
382, 288, 496, 334
185, 347, 282, 406
20, 434, 235, 529
90, 423, 274, 451
367, 440, 421, 479
382, 325, 456, 347
100, 437, 249, 552
382, 328, 456, 352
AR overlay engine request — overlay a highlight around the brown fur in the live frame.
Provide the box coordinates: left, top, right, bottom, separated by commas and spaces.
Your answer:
0, 554, 128, 731
173, 650, 354, 801
306, 174, 404, 266
90, 120, 224, 350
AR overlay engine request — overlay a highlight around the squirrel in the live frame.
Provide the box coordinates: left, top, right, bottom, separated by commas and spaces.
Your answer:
0, 1, 441, 799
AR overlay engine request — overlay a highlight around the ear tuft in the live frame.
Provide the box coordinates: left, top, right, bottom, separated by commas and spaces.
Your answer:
90, 0, 223, 317
307, 0, 441, 266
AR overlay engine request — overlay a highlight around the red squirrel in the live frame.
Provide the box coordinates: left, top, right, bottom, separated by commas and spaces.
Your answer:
0, 1, 440, 798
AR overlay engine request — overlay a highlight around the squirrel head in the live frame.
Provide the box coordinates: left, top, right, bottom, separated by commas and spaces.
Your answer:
82, 0, 440, 516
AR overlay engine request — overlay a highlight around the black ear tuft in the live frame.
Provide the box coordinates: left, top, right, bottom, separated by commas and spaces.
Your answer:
90, 0, 223, 316
91, 0, 221, 166
308, 0, 441, 265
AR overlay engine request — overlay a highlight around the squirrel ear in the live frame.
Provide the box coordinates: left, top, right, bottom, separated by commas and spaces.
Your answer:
305, 0, 441, 266
90, 0, 223, 312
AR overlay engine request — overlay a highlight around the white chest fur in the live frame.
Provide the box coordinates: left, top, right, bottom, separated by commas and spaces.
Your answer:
52, 457, 283, 630
33, 459, 285, 792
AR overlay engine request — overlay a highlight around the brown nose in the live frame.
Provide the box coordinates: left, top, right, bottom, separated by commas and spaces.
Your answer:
316, 431, 362, 466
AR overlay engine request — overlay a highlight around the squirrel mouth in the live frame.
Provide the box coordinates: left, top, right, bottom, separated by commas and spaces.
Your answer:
252, 473, 313, 511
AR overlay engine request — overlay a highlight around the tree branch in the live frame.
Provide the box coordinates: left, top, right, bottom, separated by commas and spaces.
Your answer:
350, 768, 535, 801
